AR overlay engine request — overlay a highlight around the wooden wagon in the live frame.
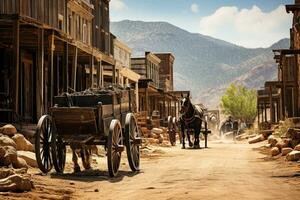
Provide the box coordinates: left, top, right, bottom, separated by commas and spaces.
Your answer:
34, 87, 141, 177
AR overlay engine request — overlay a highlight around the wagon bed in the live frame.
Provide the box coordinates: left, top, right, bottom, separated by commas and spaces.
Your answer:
35, 87, 141, 177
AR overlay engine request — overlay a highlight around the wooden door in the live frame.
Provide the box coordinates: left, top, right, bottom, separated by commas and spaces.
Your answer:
21, 54, 35, 122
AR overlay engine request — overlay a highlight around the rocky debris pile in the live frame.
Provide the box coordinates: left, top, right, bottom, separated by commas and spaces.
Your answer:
248, 129, 274, 144
0, 124, 36, 192
247, 118, 300, 161
141, 127, 177, 147
235, 130, 257, 141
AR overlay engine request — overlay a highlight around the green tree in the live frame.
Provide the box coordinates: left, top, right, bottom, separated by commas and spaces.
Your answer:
221, 84, 257, 122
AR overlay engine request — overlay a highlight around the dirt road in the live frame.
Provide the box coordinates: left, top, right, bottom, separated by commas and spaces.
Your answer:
1, 141, 300, 200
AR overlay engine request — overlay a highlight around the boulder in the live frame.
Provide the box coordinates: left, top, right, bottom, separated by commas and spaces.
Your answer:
17, 151, 38, 168
12, 157, 28, 169
290, 139, 300, 149
0, 146, 5, 158
0, 174, 33, 192
294, 144, 300, 151
0, 136, 17, 149
0, 124, 17, 136
282, 147, 293, 156
151, 128, 163, 135
158, 134, 164, 144
267, 135, 278, 147
275, 140, 290, 150
271, 147, 280, 156
286, 150, 300, 161
2, 146, 18, 166
248, 134, 265, 144
147, 138, 156, 144
12, 134, 34, 152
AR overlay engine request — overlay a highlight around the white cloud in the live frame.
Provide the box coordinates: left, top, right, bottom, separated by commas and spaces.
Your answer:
199, 5, 292, 48
111, 0, 126, 11
190, 3, 199, 13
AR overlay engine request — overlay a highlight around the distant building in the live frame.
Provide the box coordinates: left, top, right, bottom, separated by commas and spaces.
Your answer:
154, 53, 175, 92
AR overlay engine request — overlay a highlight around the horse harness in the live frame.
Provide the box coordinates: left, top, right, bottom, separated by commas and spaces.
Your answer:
181, 104, 203, 126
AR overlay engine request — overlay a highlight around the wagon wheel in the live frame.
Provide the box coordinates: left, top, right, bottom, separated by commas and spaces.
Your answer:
107, 119, 124, 177
167, 116, 172, 130
171, 117, 177, 146
35, 115, 53, 173
51, 126, 66, 173
125, 113, 141, 172
167, 116, 175, 146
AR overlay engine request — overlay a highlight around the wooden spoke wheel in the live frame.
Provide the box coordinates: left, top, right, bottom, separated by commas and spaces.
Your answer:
35, 115, 53, 173
125, 113, 141, 172
167, 116, 172, 130
168, 116, 176, 146
107, 119, 124, 177
51, 127, 66, 173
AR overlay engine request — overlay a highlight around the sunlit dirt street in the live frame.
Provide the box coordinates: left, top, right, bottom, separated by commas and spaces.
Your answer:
1, 140, 300, 200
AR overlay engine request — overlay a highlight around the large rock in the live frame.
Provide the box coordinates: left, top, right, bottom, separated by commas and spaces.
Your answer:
271, 147, 280, 156
0, 136, 17, 149
12, 134, 34, 152
0, 124, 17, 136
151, 128, 163, 135
17, 151, 38, 168
294, 144, 300, 151
275, 139, 290, 150
268, 135, 278, 147
2, 146, 18, 166
248, 134, 265, 144
286, 150, 300, 161
12, 157, 28, 169
147, 138, 156, 144
158, 134, 164, 144
0, 174, 33, 192
282, 147, 293, 156
0, 146, 5, 158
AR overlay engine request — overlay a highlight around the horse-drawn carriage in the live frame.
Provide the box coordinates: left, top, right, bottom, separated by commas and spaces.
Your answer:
34, 86, 141, 177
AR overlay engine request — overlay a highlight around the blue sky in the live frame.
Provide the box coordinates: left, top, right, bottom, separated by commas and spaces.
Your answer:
110, 0, 294, 48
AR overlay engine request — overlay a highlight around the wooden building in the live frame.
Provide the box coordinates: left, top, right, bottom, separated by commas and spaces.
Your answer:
154, 53, 174, 92
131, 52, 161, 118
132, 51, 188, 128
257, 0, 300, 125
0, 0, 116, 123
112, 38, 140, 112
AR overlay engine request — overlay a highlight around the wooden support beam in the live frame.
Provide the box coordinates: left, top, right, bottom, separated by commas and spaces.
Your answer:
145, 87, 149, 117
50, 31, 55, 107
36, 28, 44, 118
90, 55, 94, 88
72, 46, 78, 91
96, 61, 101, 87
269, 85, 274, 123
112, 64, 116, 84
63, 42, 69, 92
100, 60, 103, 87
12, 19, 20, 116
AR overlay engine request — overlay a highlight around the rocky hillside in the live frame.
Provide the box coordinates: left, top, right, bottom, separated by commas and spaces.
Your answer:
111, 20, 289, 108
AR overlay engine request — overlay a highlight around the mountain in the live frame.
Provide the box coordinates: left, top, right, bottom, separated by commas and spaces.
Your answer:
111, 20, 289, 108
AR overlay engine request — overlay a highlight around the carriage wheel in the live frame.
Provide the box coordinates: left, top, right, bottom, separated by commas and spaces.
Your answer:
171, 117, 177, 146
35, 115, 53, 173
107, 119, 124, 177
167, 116, 172, 130
125, 113, 141, 172
51, 127, 66, 173
167, 116, 175, 146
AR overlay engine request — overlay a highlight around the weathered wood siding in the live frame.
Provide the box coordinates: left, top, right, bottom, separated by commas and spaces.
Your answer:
0, 0, 66, 31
